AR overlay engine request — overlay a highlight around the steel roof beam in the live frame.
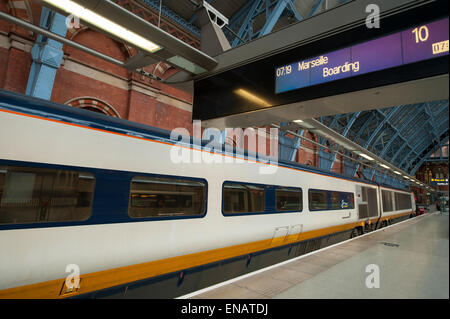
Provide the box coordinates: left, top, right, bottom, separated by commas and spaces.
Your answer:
405, 126, 449, 173
259, 0, 302, 37
307, 0, 324, 17
364, 108, 400, 149
380, 106, 425, 161
348, 108, 403, 178
141, 0, 201, 37
188, 0, 213, 24
230, 0, 267, 47
410, 137, 450, 176
423, 102, 441, 142
328, 111, 361, 171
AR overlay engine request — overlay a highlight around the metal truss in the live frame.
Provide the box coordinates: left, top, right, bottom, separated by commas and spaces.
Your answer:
227, 0, 303, 47
424, 143, 449, 163
278, 123, 304, 162
226, 0, 350, 46
319, 100, 449, 186
140, 0, 201, 37
26, 7, 67, 100
410, 137, 449, 176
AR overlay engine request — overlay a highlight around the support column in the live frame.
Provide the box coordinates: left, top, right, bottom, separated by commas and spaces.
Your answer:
26, 7, 67, 100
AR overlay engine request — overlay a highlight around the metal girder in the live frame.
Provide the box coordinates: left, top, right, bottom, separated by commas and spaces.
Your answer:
365, 107, 418, 179
231, 0, 265, 47
424, 102, 440, 142
26, 8, 67, 100
365, 109, 401, 179
425, 143, 449, 162
188, 0, 213, 24
380, 106, 424, 162
352, 113, 373, 143
307, 0, 324, 17
328, 112, 361, 171
405, 126, 449, 173
410, 137, 450, 176
141, 0, 201, 37
397, 128, 427, 169
364, 108, 399, 148
401, 103, 449, 171
347, 109, 388, 177
373, 108, 418, 154
290, 131, 303, 161
278, 125, 304, 162
318, 135, 333, 170
230, 0, 304, 47
259, 0, 302, 37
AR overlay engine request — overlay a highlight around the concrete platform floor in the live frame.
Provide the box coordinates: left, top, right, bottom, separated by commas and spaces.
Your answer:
183, 212, 448, 299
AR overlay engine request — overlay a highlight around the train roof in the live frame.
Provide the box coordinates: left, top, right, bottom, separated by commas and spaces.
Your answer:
0, 89, 411, 193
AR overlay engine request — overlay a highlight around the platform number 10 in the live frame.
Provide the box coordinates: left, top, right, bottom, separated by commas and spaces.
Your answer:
412, 26, 429, 43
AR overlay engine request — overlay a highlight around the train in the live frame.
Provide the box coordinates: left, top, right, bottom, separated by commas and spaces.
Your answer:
0, 89, 417, 299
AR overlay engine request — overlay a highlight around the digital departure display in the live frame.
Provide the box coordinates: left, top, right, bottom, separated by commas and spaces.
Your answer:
275, 17, 449, 94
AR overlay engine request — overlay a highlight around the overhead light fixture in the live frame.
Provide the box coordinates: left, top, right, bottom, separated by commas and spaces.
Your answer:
336, 142, 357, 151
359, 153, 374, 161
379, 164, 390, 169
394, 171, 402, 175
235, 89, 271, 107
292, 119, 316, 130
42, 0, 161, 53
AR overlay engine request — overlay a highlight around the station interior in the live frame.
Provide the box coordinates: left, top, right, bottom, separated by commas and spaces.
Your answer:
0, 0, 448, 301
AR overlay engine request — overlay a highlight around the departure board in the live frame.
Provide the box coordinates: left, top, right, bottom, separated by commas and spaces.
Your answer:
275, 17, 449, 94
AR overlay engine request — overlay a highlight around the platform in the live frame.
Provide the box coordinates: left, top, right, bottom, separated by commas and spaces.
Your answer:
181, 212, 449, 299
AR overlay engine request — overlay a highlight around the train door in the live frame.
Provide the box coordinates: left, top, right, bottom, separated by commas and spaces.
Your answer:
356, 185, 379, 219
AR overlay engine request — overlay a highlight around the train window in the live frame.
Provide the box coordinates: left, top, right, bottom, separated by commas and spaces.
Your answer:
129, 176, 206, 218
309, 190, 354, 211
276, 188, 302, 212
341, 192, 355, 209
0, 165, 94, 225
308, 190, 328, 211
382, 190, 393, 212
395, 192, 412, 210
223, 183, 265, 214
330, 192, 341, 210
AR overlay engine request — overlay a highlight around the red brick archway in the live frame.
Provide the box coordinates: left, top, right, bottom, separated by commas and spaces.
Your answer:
65, 97, 121, 118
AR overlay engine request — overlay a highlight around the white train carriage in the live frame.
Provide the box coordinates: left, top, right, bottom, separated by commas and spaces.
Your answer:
0, 89, 416, 298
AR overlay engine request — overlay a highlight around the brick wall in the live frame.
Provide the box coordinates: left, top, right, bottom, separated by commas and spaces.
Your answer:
0, 0, 195, 134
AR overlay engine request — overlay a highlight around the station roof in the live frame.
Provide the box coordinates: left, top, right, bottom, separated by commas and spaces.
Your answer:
145, 0, 448, 183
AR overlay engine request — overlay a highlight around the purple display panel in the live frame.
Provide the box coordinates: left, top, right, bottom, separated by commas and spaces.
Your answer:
351, 32, 403, 76
402, 18, 449, 64
310, 48, 352, 86
275, 17, 449, 94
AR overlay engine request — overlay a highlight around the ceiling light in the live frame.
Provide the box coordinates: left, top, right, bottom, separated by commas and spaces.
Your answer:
359, 153, 374, 161
379, 164, 390, 169
394, 171, 402, 175
42, 0, 161, 53
292, 119, 316, 130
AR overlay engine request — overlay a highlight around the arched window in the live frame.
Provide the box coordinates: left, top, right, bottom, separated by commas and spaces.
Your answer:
65, 97, 121, 118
